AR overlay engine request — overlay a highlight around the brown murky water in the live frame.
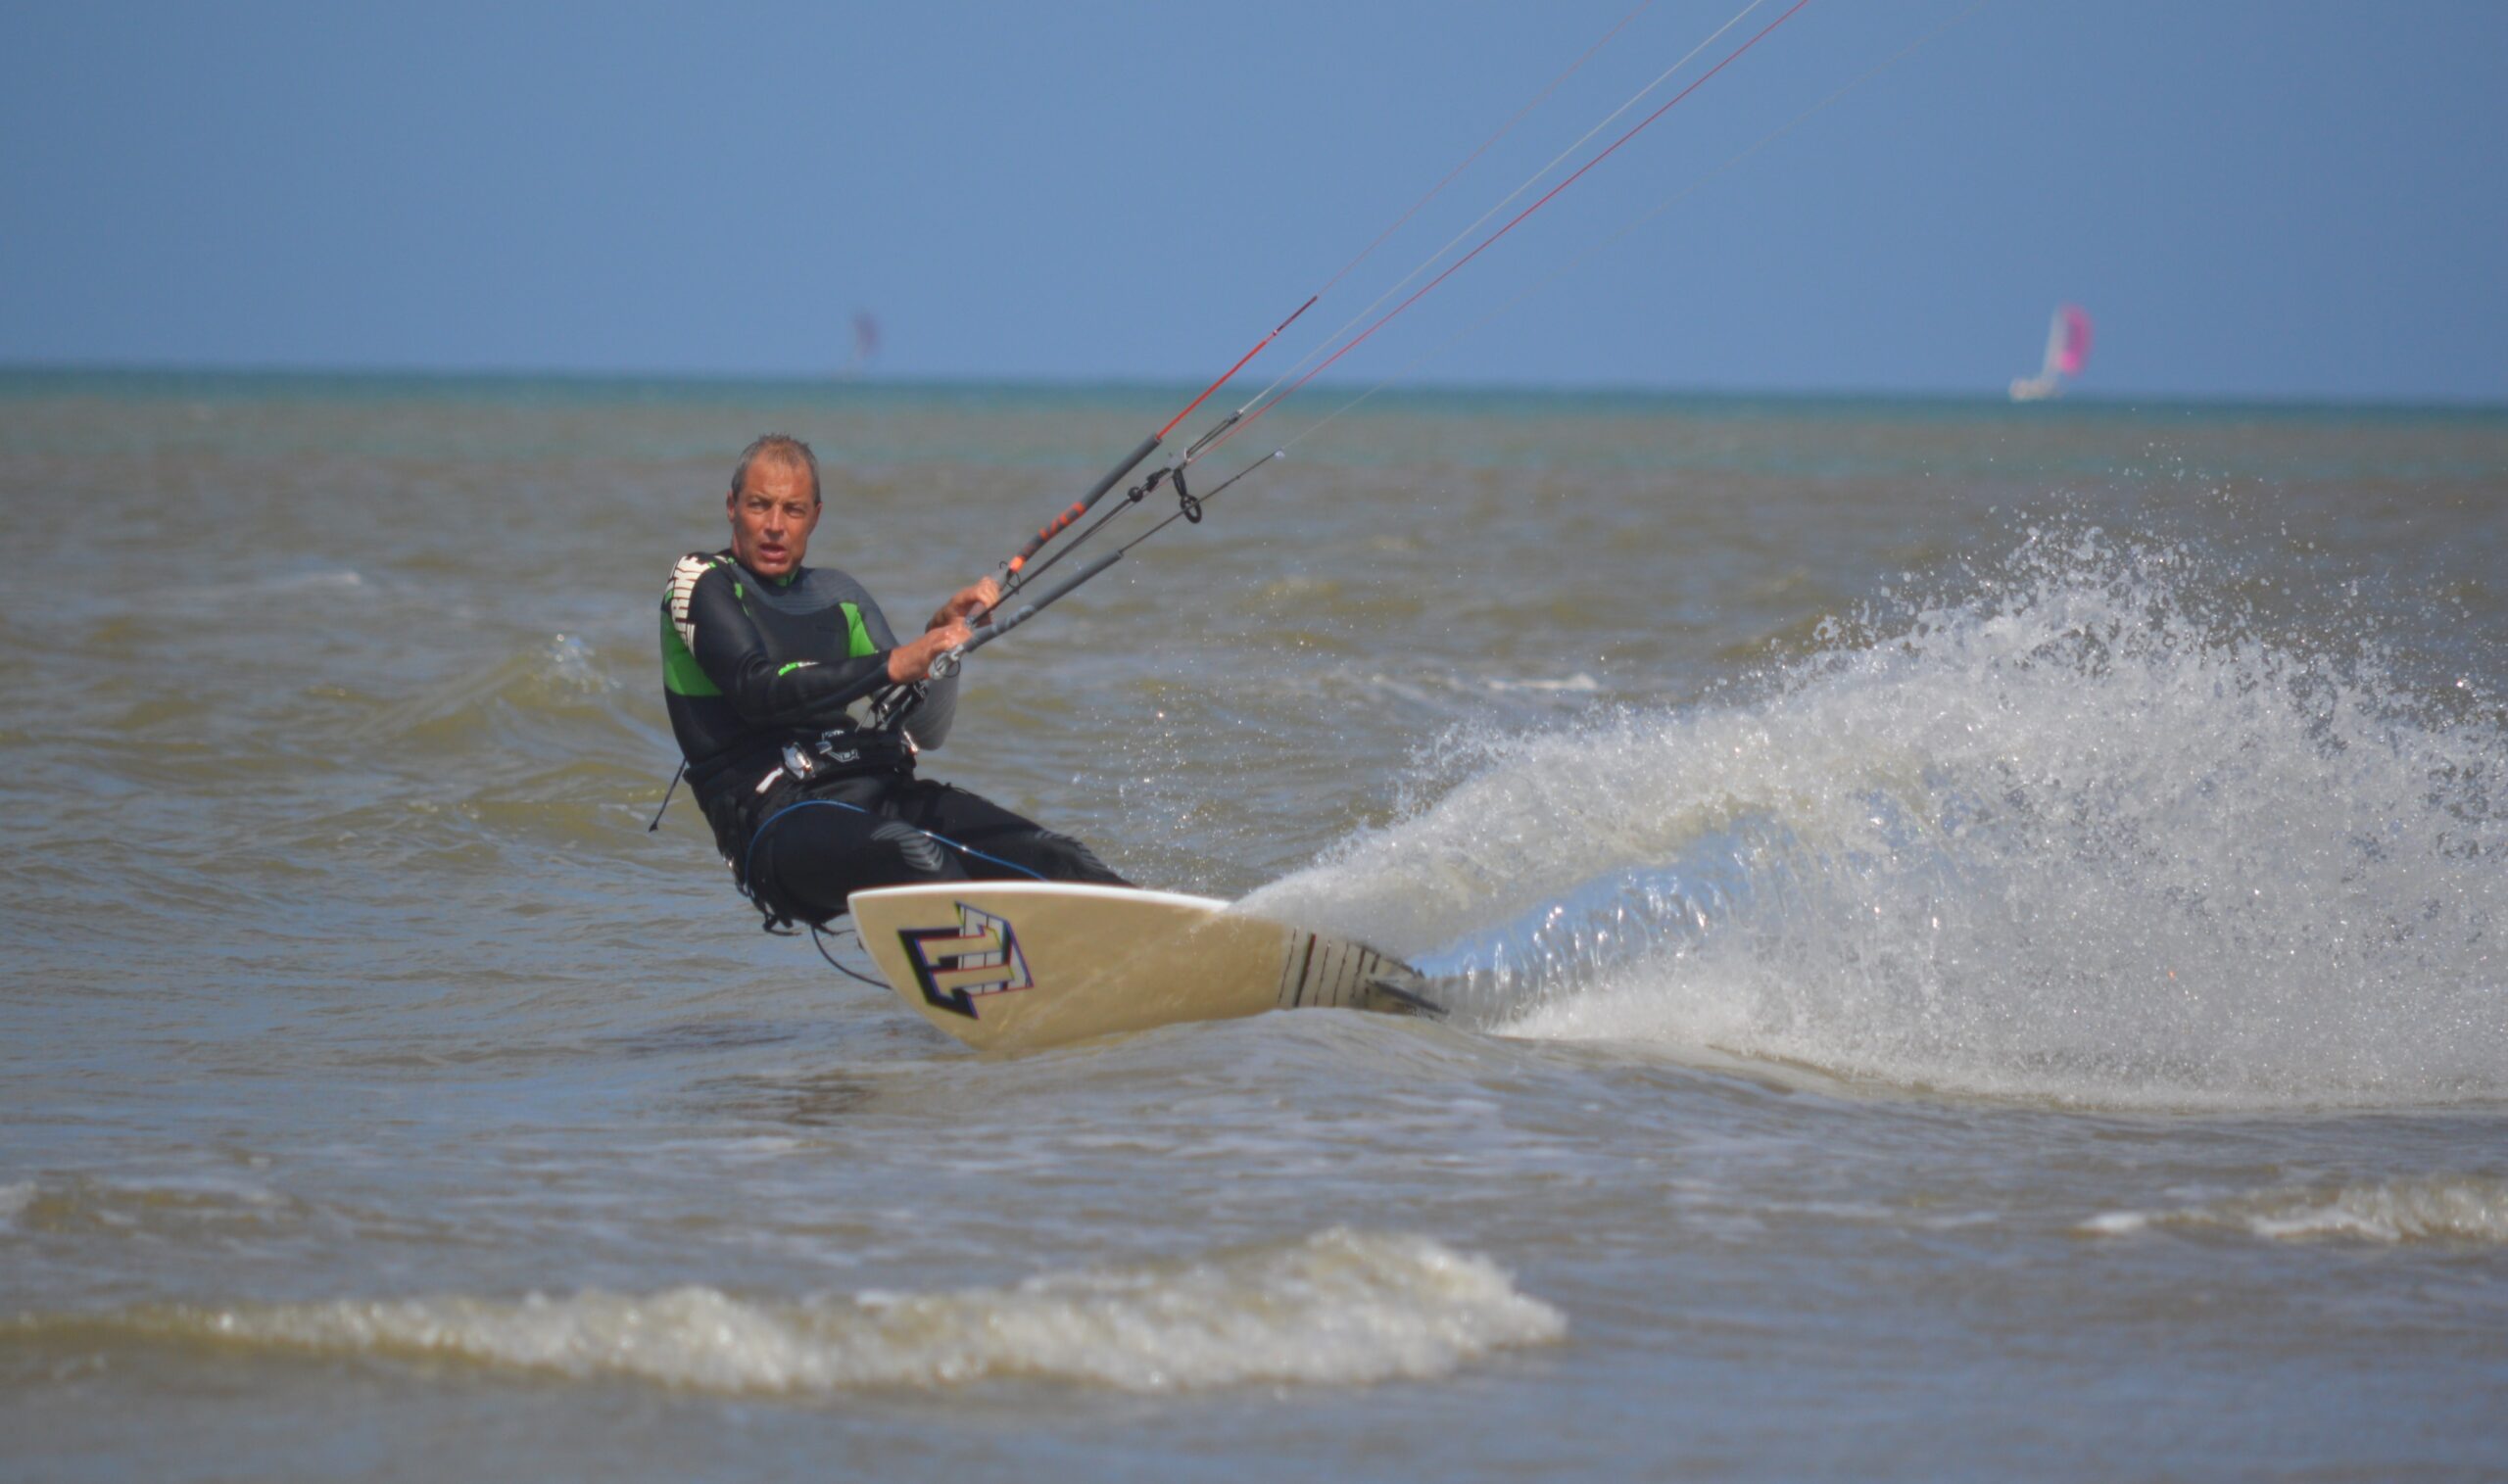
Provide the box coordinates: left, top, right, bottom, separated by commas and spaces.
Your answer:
5, 373, 2505, 1479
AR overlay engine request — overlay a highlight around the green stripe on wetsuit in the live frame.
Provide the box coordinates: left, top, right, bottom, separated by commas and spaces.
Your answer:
841, 601, 874, 658
660, 609, 721, 696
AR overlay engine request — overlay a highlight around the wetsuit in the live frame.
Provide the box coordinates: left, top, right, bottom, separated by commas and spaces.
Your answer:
660, 550, 1124, 926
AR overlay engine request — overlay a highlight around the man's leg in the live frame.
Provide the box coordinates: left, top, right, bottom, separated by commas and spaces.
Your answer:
897, 781, 1130, 886
748, 778, 972, 925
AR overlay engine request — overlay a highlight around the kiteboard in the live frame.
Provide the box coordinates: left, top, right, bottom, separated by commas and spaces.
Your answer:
847, 881, 1443, 1053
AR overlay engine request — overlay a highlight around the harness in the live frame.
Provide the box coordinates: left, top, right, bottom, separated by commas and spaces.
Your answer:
730, 721, 918, 932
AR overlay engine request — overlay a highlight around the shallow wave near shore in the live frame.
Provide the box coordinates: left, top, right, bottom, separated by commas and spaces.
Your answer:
4, 1227, 1561, 1395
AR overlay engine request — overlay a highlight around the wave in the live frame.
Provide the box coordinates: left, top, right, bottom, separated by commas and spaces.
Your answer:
3, 1229, 1562, 1395
158, 567, 367, 609
2084, 1175, 2508, 1244
349, 632, 622, 744
1247, 530, 2508, 1109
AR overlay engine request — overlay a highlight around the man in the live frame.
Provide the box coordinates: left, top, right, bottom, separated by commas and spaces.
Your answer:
661, 433, 1127, 929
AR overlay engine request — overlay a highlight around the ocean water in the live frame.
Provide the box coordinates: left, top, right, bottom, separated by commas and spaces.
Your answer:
2, 371, 2504, 1480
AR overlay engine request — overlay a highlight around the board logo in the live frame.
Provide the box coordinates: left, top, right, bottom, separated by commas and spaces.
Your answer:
898, 904, 1033, 1020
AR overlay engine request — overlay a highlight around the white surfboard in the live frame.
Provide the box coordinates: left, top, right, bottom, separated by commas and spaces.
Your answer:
846, 881, 1443, 1053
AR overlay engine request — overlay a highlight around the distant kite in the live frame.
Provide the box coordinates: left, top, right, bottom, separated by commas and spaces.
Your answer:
842, 311, 882, 379
2010, 305, 2092, 402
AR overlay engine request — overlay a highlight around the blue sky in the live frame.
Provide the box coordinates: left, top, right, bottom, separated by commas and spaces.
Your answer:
4, 1, 2503, 402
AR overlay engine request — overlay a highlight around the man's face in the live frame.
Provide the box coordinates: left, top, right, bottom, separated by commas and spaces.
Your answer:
726, 457, 820, 580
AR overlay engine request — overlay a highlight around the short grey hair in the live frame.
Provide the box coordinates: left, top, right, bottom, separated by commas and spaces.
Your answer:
730, 433, 820, 503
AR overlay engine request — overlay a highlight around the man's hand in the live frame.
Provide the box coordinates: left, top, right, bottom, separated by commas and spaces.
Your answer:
887, 621, 973, 684
929, 576, 1001, 631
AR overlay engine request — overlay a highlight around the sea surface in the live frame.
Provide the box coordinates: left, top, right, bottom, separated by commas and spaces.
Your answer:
3, 371, 2504, 1480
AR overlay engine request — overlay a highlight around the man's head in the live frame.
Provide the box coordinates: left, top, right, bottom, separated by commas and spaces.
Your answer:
726, 434, 821, 580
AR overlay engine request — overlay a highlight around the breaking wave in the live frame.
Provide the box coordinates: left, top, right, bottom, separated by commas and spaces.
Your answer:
3, 1229, 1562, 1395
1249, 531, 2508, 1108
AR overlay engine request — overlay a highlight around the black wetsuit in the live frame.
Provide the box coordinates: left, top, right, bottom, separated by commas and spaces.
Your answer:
660, 549, 1124, 925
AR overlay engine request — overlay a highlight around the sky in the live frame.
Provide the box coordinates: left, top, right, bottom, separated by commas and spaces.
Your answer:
3, 1, 2504, 403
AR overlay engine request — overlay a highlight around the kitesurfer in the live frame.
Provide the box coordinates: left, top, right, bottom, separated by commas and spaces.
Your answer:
660, 434, 1127, 928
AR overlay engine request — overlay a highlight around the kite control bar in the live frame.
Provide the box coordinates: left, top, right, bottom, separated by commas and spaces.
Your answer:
931, 550, 1125, 681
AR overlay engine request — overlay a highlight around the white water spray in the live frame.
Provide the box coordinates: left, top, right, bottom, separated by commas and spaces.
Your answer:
1252, 531, 2506, 1107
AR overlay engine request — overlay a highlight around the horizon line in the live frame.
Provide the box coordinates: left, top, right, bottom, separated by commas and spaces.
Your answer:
2, 359, 2502, 416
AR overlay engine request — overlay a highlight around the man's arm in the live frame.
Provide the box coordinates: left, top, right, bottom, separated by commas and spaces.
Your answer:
678, 559, 976, 726
677, 560, 892, 726
885, 625, 973, 684
856, 572, 983, 683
